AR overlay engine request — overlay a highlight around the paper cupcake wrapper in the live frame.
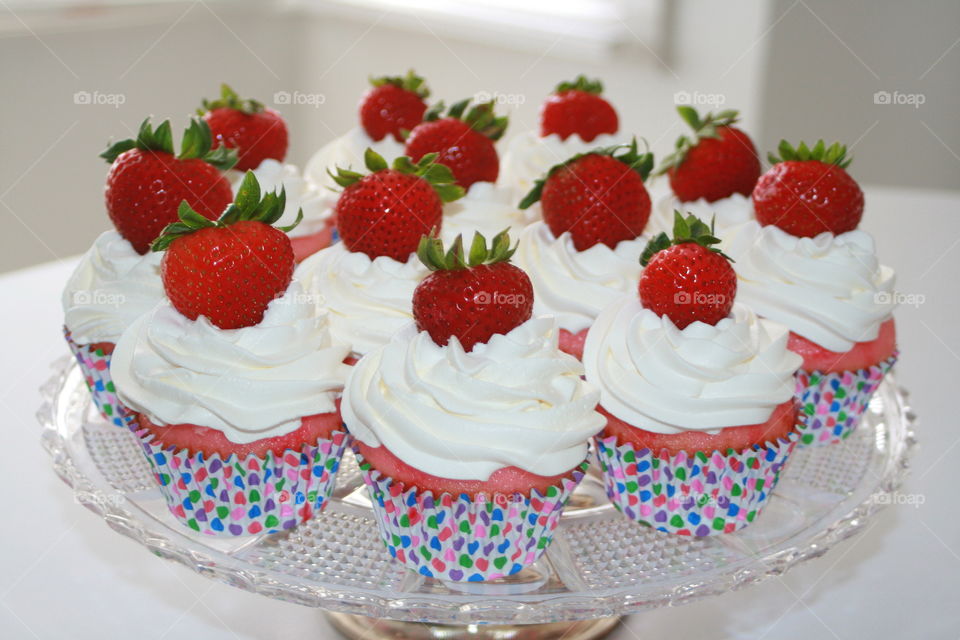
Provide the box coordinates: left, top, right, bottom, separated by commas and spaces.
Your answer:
356, 451, 589, 582
595, 428, 799, 536
795, 352, 898, 447
136, 428, 349, 536
63, 327, 133, 429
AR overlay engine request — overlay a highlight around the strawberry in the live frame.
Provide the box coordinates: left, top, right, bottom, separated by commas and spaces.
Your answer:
753, 140, 863, 237
101, 118, 237, 255
404, 99, 507, 190
659, 106, 760, 203
518, 138, 654, 251
638, 212, 736, 329
540, 75, 618, 142
360, 70, 430, 143
200, 83, 288, 171
151, 172, 301, 330
413, 230, 533, 352
329, 149, 464, 261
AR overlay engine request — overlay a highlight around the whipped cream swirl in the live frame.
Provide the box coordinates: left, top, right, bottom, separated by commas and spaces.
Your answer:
112, 282, 350, 443
62, 231, 164, 344
296, 243, 429, 355
440, 182, 530, 244
514, 222, 646, 333
231, 160, 334, 237
648, 192, 754, 238
583, 299, 801, 434
727, 222, 896, 351
343, 317, 604, 480
304, 127, 404, 191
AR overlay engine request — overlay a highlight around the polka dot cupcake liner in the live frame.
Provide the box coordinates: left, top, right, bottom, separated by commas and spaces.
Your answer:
63, 327, 133, 429
355, 451, 589, 582
796, 352, 897, 447
135, 428, 349, 536
595, 425, 800, 536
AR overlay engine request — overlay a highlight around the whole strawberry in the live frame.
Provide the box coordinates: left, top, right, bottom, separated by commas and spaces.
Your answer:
360, 70, 430, 143
639, 212, 736, 330
101, 118, 237, 254
404, 99, 507, 190
329, 149, 464, 261
659, 106, 760, 203
200, 83, 288, 171
519, 138, 654, 251
540, 75, 618, 142
151, 172, 301, 330
753, 140, 863, 237
413, 230, 533, 351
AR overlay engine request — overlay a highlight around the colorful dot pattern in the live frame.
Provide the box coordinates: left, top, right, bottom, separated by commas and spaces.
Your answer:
136, 428, 349, 536
356, 452, 588, 582
63, 327, 133, 429
795, 353, 897, 447
595, 428, 799, 537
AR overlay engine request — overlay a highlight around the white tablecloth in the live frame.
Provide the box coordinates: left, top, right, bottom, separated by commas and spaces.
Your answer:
2, 186, 958, 638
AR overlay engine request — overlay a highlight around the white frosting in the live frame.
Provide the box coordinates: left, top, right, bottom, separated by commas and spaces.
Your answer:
231, 160, 334, 238
727, 222, 896, 351
514, 222, 646, 333
61, 231, 164, 344
649, 192, 755, 239
440, 182, 531, 244
342, 317, 604, 480
584, 299, 801, 434
296, 243, 429, 355
499, 130, 624, 207
304, 127, 404, 191
112, 282, 350, 444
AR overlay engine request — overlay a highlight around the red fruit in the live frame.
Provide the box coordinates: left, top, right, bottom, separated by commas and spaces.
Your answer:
201, 83, 288, 171
540, 75, 618, 142
638, 213, 737, 329
101, 118, 236, 254
519, 139, 653, 251
753, 140, 863, 237
558, 328, 589, 360
600, 400, 798, 456
405, 99, 508, 190
331, 149, 463, 261
661, 106, 760, 202
360, 70, 429, 142
789, 317, 896, 373
413, 230, 533, 351
153, 171, 299, 330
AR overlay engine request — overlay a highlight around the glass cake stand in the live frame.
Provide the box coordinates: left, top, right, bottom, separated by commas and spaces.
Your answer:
38, 357, 917, 639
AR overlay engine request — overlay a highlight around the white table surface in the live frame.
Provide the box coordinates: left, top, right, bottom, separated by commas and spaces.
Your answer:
2, 185, 959, 639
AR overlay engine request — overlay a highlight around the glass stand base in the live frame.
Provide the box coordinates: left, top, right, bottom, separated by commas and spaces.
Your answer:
325, 612, 622, 639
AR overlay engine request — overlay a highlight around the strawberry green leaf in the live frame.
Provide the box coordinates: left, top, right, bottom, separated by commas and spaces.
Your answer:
423, 98, 508, 140
99, 139, 136, 163
100, 117, 236, 170
656, 106, 743, 174
199, 83, 265, 116
364, 147, 389, 173
233, 171, 261, 212
768, 139, 852, 168
554, 75, 603, 95
640, 211, 732, 266
329, 149, 465, 202
369, 69, 430, 99
417, 228, 516, 271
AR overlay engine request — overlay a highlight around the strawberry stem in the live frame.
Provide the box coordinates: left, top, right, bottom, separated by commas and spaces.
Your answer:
640, 211, 733, 266
327, 148, 465, 203
199, 83, 265, 116
100, 117, 237, 171
369, 69, 430, 99
554, 75, 604, 95
767, 139, 852, 168
417, 228, 517, 271
423, 98, 508, 141
656, 106, 742, 175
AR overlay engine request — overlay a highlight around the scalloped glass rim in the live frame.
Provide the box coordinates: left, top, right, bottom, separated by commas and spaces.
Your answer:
38, 357, 917, 625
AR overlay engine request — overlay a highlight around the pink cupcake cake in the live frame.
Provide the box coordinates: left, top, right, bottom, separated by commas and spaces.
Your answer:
343, 231, 604, 580
515, 139, 654, 358
112, 173, 350, 535
584, 213, 803, 535
63, 117, 236, 426
729, 141, 898, 446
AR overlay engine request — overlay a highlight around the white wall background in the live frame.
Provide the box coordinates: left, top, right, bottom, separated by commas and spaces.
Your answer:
0, 0, 956, 274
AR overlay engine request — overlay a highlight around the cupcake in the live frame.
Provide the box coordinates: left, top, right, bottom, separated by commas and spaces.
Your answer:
514, 139, 655, 358
730, 141, 897, 446
584, 213, 803, 535
64, 117, 236, 426
298, 150, 463, 358
343, 231, 604, 580
500, 76, 624, 207
112, 173, 351, 535
648, 106, 760, 237
304, 70, 428, 191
